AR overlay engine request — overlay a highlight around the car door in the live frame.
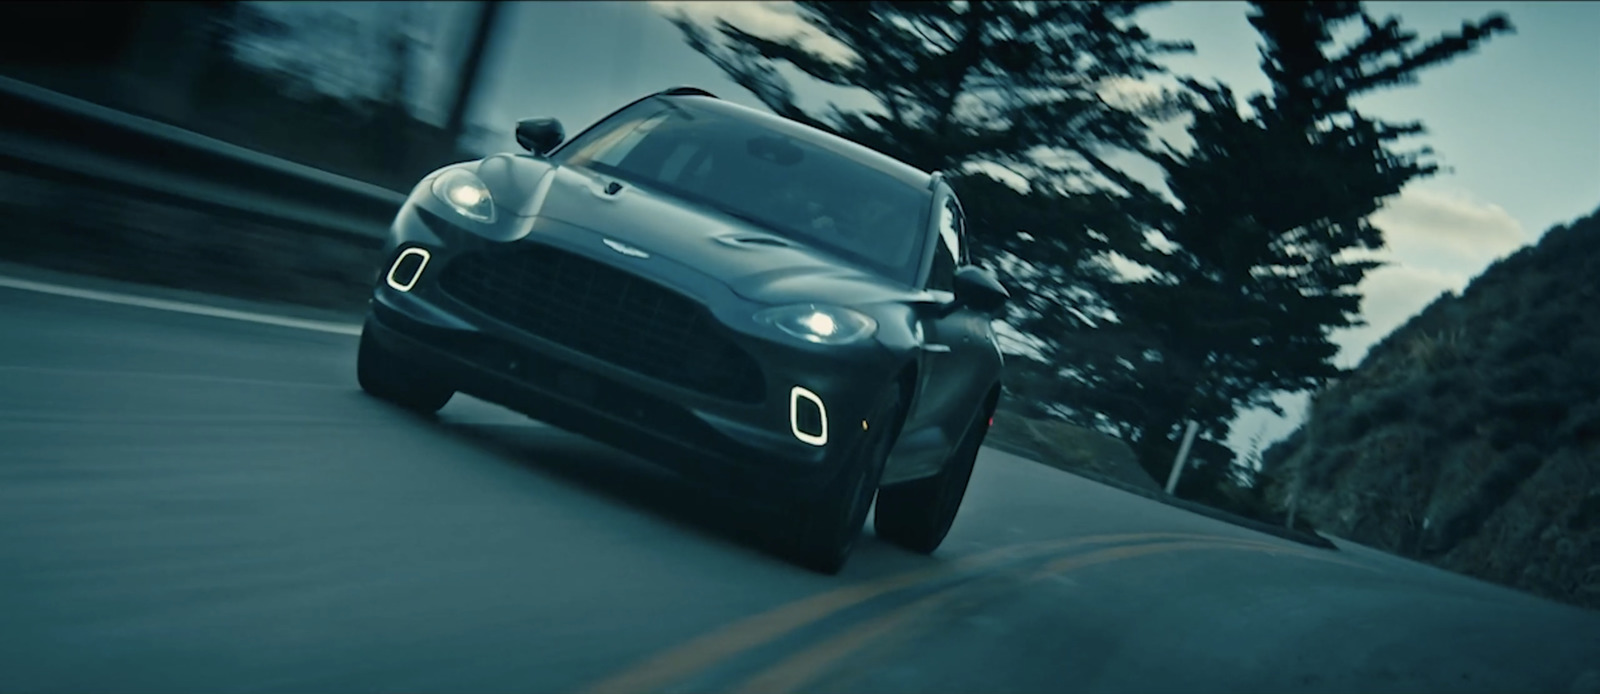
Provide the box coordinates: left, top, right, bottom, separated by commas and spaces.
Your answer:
884, 192, 994, 483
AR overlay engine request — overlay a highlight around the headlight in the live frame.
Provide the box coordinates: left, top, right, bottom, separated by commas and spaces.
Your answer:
755, 304, 877, 345
431, 169, 496, 223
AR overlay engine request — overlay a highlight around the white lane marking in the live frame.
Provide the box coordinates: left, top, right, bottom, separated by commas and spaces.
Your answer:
0, 274, 363, 336
0, 364, 347, 390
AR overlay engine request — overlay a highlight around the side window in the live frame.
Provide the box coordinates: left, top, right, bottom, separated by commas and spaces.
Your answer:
928, 196, 963, 292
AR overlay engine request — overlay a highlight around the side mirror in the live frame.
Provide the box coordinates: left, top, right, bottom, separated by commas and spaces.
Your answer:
952, 265, 1009, 314
515, 118, 564, 156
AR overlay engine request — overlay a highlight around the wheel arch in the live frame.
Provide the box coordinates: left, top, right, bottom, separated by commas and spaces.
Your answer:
965, 380, 1002, 437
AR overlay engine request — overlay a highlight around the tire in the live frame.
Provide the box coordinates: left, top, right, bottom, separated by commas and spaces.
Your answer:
874, 405, 989, 555
356, 319, 454, 414
786, 385, 907, 575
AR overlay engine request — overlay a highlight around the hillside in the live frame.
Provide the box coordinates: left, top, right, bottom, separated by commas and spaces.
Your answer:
1261, 206, 1600, 609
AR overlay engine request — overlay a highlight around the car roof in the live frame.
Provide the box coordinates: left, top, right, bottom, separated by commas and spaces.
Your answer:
658, 93, 935, 191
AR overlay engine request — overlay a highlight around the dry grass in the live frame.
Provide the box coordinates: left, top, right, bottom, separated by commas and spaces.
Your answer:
985, 412, 1161, 491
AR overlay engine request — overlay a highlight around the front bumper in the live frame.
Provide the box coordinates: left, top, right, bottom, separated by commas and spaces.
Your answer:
366, 207, 903, 501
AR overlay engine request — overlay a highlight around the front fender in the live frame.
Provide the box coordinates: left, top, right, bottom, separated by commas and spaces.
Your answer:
387, 162, 547, 254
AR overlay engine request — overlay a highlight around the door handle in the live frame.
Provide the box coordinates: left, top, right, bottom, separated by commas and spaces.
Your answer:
925, 344, 952, 353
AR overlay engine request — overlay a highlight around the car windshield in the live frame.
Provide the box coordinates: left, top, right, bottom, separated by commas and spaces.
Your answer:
553, 98, 931, 285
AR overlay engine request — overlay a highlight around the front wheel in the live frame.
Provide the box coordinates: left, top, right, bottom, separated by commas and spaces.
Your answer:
356, 319, 454, 414
874, 405, 989, 555
785, 385, 906, 575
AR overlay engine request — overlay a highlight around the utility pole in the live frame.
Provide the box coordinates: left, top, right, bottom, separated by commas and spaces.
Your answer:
1164, 420, 1200, 495
445, 0, 502, 152
1163, 350, 1212, 497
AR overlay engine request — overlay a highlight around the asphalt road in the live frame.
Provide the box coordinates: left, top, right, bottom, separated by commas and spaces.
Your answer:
2, 269, 1599, 694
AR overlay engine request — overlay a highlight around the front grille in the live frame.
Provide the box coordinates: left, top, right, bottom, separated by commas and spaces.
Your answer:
439, 246, 767, 403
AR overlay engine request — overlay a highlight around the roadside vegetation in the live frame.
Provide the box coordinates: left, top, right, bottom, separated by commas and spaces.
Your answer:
1262, 209, 1600, 607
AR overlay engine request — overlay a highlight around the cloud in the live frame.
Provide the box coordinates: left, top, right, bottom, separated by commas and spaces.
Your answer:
647, 1, 857, 66
1370, 187, 1527, 269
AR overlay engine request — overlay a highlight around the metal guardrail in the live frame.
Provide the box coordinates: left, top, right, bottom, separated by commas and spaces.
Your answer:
0, 74, 407, 241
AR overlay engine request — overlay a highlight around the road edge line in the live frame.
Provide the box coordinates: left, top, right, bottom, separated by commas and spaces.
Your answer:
0, 274, 363, 336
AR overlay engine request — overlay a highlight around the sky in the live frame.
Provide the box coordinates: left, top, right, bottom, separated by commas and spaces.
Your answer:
246, 0, 1600, 456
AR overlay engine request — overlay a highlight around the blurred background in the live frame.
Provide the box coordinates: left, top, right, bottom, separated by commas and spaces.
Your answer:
0, 0, 1597, 610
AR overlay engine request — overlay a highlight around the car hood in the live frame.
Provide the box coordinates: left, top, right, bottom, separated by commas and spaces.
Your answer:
472, 154, 917, 306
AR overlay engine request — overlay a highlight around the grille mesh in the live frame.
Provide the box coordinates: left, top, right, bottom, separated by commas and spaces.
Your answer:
439, 246, 766, 403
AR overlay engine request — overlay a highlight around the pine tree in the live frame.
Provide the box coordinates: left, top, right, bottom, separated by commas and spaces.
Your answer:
666, 1, 1190, 175
1084, 1, 1513, 482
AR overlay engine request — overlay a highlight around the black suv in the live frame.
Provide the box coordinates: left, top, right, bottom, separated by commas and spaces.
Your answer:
357, 87, 1008, 573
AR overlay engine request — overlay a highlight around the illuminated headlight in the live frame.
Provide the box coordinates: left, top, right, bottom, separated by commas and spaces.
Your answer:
755, 304, 876, 345
431, 169, 496, 223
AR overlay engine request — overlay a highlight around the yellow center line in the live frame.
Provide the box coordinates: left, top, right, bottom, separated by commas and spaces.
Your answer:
726, 584, 970, 694
728, 541, 1214, 694
1034, 536, 1381, 576
578, 531, 1318, 694
732, 537, 1385, 694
